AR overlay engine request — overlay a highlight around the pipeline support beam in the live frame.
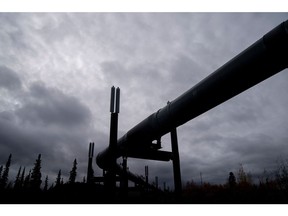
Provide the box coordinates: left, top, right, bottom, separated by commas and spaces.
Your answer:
87, 142, 94, 184
105, 87, 120, 191
170, 127, 182, 196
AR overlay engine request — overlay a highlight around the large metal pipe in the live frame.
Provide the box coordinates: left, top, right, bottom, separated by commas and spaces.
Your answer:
97, 20, 288, 170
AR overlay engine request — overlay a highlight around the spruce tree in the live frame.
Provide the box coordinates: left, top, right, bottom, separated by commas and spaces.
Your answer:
0, 165, 3, 180
43, 175, 48, 191
23, 169, 31, 189
228, 172, 236, 188
0, 154, 12, 189
14, 166, 22, 190
49, 183, 54, 190
20, 167, 25, 188
6, 181, 13, 189
69, 159, 77, 184
30, 154, 42, 190
55, 169, 61, 187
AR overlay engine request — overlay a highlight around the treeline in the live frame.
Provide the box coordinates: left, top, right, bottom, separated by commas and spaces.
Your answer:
0, 153, 104, 204
182, 162, 288, 203
0, 154, 82, 195
0, 152, 153, 204
2, 153, 288, 203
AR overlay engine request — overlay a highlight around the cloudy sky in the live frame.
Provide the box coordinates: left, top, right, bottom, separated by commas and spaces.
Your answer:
0, 13, 288, 189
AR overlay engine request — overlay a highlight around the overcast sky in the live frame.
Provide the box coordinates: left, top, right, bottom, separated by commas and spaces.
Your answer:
0, 13, 288, 189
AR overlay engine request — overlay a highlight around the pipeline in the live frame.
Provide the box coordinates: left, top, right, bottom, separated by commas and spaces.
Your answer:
97, 20, 288, 172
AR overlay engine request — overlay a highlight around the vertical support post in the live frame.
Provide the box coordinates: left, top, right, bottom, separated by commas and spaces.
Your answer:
110, 86, 115, 113
115, 87, 120, 114
105, 86, 120, 193
120, 156, 128, 197
170, 127, 182, 197
145, 165, 149, 192
155, 176, 158, 189
87, 142, 94, 184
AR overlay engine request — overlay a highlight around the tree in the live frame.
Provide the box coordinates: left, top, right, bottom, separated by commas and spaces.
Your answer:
55, 170, 61, 187
0, 165, 3, 180
20, 167, 25, 188
23, 169, 31, 189
43, 175, 48, 191
69, 159, 77, 184
228, 172, 236, 188
14, 166, 22, 190
275, 158, 288, 191
237, 164, 252, 187
30, 154, 42, 190
0, 154, 12, 189
49, 183, 54, 190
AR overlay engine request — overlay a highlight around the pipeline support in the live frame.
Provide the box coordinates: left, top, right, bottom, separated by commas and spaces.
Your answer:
170, 128, 182, 196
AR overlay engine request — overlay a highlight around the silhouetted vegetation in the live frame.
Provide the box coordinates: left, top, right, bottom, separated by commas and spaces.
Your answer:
14, 166, 23, 190
30, 154, 42, 191
68, 159, 77, 184
43, 175, 48, 191
1, 153, 288, 204
55, 169, 62, 187
0, 154, 12, 189
182, 163, 288, 204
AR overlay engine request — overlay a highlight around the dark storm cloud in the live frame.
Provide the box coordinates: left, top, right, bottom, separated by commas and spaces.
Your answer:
0, 81, 99, 181
16, 82, 91, 128
0, 65, 22, 90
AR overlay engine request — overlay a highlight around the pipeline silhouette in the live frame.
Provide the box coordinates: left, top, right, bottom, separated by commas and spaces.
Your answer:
96, 20, 288, 181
